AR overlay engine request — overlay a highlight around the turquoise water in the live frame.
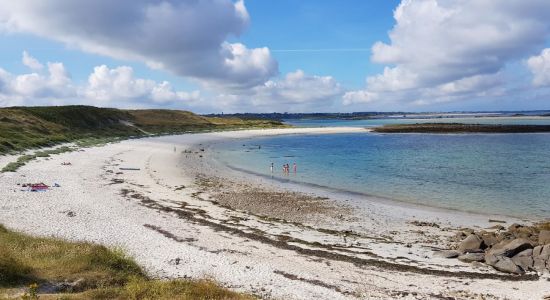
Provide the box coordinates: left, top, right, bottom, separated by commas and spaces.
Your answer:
213, 123, 550, 219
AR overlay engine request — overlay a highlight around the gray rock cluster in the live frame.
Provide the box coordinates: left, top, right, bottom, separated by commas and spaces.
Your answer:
435, 223, 550, 274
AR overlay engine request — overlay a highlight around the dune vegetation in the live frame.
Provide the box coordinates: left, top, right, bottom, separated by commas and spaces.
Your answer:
0, 105, 287, 155
0, 224, 254, 300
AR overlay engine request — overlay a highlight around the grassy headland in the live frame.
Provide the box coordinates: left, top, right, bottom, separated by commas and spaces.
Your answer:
0, 106, 287, 155
0, 224, 254, 300
373, 123, 550, 133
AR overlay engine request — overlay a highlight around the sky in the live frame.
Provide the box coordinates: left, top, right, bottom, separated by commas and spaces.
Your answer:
0, 0, 550, 113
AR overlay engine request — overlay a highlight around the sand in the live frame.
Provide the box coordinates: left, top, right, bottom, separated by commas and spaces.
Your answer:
1, 127, 549, 300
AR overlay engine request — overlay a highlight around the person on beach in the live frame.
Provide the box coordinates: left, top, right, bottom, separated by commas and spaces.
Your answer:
293, 163, 297, 173
270, 162, 273, 173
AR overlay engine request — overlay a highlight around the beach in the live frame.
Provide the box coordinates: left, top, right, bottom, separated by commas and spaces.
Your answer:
1, 127, 549, 300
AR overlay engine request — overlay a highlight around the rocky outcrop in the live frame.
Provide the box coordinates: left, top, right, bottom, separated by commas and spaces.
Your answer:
487, 238, 533, 257
539, 230, 550, 245
435, 221, 550, 275
492, 257, 524, 274
457, 234, 484, 253
533, 245, 550, 272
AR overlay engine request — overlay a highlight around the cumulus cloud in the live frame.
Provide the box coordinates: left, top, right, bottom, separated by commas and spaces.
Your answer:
345, 0, 550, 107
0, 52, 201, 107
83, 65, 201, 105
527, 48, 550, 87
22, 51, 43, 71
0, 0, 278, 89
215, 70, 342, 112
0, 59, 74, 106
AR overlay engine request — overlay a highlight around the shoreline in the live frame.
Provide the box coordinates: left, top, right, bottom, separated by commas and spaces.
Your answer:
197, 133, 536, 226
1, 127, 549, 299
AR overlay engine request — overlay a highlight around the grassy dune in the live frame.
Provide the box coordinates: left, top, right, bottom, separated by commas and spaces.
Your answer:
0, 106, 287, 155
0, 224, 254, 300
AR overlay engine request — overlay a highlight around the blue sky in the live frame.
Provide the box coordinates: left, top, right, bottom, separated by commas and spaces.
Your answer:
0, 0, 549, 113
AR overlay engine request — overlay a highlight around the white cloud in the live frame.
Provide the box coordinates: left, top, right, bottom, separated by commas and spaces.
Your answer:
0, 0, 278, 89
0, 52, 201, 108
215, 70, 342, 112
345, 0, 550, 107
0, 60, 74, 106
1, 52, 343, 112
83, 65, 201, 105
22, 51, 43, 71
527, 48, 550, 87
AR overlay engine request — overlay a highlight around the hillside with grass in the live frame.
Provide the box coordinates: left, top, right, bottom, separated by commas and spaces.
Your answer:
0, 224, 254, 300
0, 106, 286, 154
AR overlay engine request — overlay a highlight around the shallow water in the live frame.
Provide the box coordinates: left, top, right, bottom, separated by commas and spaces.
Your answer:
213, 122, 550, 219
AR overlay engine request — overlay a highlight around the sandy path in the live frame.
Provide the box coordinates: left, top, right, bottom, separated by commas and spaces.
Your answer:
1, 128, 549, 300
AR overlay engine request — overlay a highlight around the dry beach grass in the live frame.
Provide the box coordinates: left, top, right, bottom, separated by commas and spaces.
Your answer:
0, 224, 254, 300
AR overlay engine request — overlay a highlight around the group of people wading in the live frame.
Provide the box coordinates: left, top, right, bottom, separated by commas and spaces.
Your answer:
270, 162, 297, 175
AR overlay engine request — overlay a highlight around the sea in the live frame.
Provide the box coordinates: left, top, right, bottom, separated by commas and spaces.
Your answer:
212, 116, 550, 219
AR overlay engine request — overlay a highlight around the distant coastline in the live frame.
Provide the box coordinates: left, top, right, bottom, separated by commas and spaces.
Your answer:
373, 123, 550, 133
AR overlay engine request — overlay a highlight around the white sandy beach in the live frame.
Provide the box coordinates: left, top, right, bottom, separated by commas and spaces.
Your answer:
1, 127, 549, 300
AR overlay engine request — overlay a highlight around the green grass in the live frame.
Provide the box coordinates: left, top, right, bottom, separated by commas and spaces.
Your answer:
0, 224, 254, 300
1, 146, 74, 173
0, 106, 287, 155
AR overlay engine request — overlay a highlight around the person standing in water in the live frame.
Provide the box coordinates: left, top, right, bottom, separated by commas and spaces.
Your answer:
270, 162, 274, 173
293, 162, 297, 173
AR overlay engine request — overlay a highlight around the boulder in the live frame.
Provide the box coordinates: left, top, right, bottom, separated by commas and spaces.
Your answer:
488, 238, 534, 257
458, 252, 485, 263
533, 245, 543, 257
458, 235, 484, 253
514, 248, 533, 257
534, 257, 547, 272
480, 232, 499, 248
492, 257, 524, 274
512, 249, 534, 271
539, 231, 550, 245
485, 253, 499, 266
533, 245, 550, 272
433, 250, 460, 259
508, 223, 523, 232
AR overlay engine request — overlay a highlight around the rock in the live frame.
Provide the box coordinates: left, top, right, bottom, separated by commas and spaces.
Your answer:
513, 226, 536, 239
540, 245, 550, 259
508, 223, 523, 232
534, 257, 547, 272
533, 245, 543, 257
488, 238, 534, 257
487, 224, 505, 230
480, 232, 498, 247
492, 257, 524, 274
458, 235, 484, 253
485, 253, 499, 265
539, 230, 550, 245
433, 250, 460, 259
487, 225, 504, 230
458, 252, 485, 263
514, 248, 533, 257
512, 249, 534, 270
533, 245, 550, 272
